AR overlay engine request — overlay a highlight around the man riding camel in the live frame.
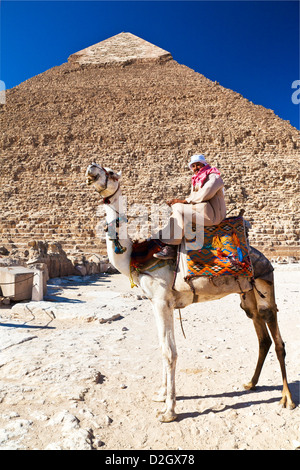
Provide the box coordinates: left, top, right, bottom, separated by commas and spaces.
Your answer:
153, 154, 226, 259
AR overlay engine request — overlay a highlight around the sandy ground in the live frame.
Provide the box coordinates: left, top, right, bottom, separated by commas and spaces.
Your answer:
0, 264, 299, 450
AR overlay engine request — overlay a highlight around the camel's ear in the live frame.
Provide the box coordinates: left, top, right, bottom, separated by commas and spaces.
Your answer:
117, 170, 122, 179
109, 169, 122, 182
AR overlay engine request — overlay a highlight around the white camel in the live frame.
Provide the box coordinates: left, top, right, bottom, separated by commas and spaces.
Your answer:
86, 163, 295, 422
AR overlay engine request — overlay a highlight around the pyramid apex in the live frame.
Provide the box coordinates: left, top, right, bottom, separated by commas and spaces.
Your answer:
68, 32, 173, 66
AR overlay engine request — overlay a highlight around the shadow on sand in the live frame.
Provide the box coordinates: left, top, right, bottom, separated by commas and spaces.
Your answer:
175, 381, 299, 421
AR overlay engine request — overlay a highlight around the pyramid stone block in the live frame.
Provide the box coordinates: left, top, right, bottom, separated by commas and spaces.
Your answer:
0, 32, 299, 262
0, 266, 35, 301
68, 32, 172, 65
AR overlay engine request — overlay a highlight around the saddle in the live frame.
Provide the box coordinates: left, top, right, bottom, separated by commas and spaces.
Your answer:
129, 216, 253, 287
184, 216, 253, 278
173, 216, 253, 292
130, 239, 165, 270
129, 239, 173, 287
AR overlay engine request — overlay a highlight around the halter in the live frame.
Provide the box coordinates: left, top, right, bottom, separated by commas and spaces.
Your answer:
103, 185, 120, 205
90, 163, 120, 204
89, 163, 126, 254
104, 214, 127, 254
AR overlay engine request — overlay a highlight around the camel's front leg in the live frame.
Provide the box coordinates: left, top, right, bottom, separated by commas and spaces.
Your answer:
152, 360, 167, 403
152, 300, 178, 422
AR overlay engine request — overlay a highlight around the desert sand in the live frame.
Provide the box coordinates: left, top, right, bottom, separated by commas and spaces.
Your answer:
0, 264, 299, 450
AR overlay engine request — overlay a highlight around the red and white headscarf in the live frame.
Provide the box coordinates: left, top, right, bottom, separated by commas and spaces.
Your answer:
191, 164, 221, 188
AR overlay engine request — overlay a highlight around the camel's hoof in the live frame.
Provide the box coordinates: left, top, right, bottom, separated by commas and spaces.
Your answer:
156, 409, 177, 423
152, 391, 167, 403
243, 382, 256, 391
279, 396, 296, 410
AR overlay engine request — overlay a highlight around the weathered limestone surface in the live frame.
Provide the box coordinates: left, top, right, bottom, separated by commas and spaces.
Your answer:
0, 266, 34, 301
68, 32, 173, 65
0, 33, 299, 261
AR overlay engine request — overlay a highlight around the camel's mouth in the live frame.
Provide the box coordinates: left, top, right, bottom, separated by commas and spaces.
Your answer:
86, 173, 99, 186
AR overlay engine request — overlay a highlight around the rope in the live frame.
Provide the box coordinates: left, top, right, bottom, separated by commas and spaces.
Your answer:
251, 277, 266, 298
0, 274, 35, 285
177, 308, 186, 339
25, 303, 56, 321
2, 283, 38, 299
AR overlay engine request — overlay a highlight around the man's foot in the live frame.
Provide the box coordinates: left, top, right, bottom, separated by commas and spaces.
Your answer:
153, 245, 177, 260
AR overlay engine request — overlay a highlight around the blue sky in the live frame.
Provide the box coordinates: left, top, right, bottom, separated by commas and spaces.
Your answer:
1, 1, 299, 128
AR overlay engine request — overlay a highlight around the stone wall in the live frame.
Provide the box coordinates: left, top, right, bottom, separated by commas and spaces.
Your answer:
0, 36, 299, 262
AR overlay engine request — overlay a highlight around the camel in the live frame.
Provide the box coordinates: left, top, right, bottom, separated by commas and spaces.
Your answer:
85, 163, 295, 422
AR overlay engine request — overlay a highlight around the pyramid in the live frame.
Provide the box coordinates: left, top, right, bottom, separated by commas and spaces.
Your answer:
68, 32, 172, 65
0, 33, 299, 266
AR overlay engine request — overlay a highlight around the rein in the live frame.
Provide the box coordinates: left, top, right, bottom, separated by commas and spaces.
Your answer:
103, 183, 120, 205
88, 163, 127, 254
104, 215, 127, 254
94, 167, 126, 254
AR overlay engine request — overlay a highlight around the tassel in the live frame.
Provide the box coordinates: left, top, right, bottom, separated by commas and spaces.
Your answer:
216, 248, 227, 258
212, 236, 227, 259
212, 235, 223, 250
232, 231, 243, 262
237, 246, 243, 262
130, 277, 137, 288
129, 264, 138, 288
114, 239, 127, 254
232, 231, 240, 247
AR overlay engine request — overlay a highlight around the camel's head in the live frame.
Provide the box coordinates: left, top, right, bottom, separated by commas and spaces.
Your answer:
85, 163, 122, 199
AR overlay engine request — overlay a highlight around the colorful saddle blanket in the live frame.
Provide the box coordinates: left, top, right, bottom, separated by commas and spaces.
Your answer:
186, 216, 253, 279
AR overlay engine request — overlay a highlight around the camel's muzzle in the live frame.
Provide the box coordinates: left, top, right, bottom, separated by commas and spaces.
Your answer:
86, 167, 100, 186
86, 174, 97, 185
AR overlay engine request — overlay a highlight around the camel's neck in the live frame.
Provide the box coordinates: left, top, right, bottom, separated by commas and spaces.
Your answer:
104, 189, 132, 278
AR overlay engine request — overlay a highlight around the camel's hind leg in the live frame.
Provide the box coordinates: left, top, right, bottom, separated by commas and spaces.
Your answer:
240, 288, 272, 390
240, 279, 295, 409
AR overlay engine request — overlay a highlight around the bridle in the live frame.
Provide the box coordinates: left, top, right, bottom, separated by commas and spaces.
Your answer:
88, 163, 126, 254
89, 163, 120, 204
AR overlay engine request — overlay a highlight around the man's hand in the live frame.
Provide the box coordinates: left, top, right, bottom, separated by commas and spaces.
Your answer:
166, 199, 188, 206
